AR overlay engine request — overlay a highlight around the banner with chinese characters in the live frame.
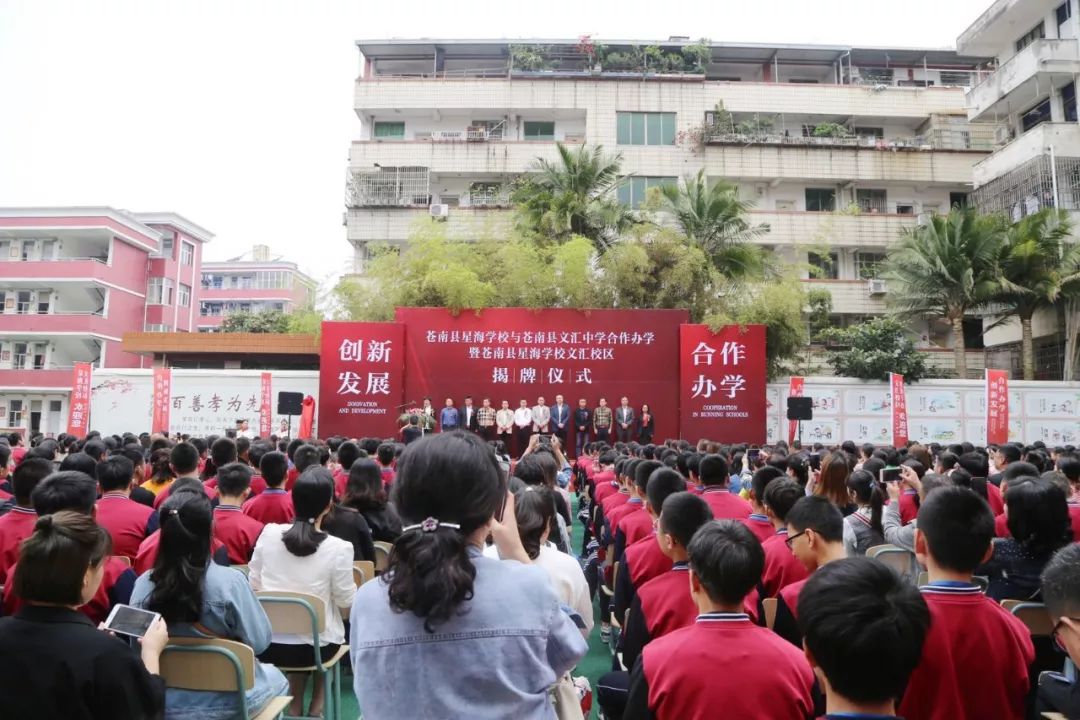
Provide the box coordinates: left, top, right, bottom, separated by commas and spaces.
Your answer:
259, 372, 273, 437
66, 362, 93, 437
394, 307, 687, 440
678, 324, 767, 443
787, 376, 804, 445
151, 367, 171, 434
318, 321, 405, 438
889, 372, 908, 448
986, 368, 1009, 445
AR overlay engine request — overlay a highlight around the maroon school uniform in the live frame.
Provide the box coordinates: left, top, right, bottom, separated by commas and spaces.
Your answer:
625, 535, 671, 588
899, 583, 1034, 720
593, 472, 618, 503
95, 492, 157, 560
153, 480, 218, 510
286, 466, 299, 491
212, 505, 265, 565
3, 555, 134, 625
243, 488, 295, 525
1070, 504, 1080, 541
627, 612, 815, 720
700, 487, 752, 520
638, 564, 697, 639
987, 482, 1004, 515
743, 529, 808, 621
601, 492, 631, 526
0, 506, 37, 584
0, 487, 10, 501
379, 466, 396, 487
609, 499, 644, 536
134, 530, 228, 575
621, 507, 655, 547
333, 469, 349, 499
899, 490, 919, 525
740, 513, 775, 543
686, 484, 704, 495
206, 474, 266, 496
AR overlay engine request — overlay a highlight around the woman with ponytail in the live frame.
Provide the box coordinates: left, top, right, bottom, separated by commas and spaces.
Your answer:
249, 467, 356, 718
844, 469, 886, 555
349, 431, 588, 720
131, 489, 287, 720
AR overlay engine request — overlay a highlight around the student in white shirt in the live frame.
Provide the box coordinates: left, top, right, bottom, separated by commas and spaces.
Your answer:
249, 467, 356, 719
513, 399, 533, 458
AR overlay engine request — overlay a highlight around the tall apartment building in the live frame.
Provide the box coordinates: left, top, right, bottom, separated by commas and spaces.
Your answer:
959, 0, 1080, 378
0, 207, 212, 436
199, 244, 317, 332
346, 40, 1002, 364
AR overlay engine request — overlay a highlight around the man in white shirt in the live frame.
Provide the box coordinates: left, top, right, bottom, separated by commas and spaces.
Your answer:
532, 396, 551, 436
237, 419, 255, 440
513, 399, 533, 458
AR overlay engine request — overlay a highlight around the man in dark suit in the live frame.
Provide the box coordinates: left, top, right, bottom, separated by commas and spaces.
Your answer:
574, 399, 592, 458
616, 396, 636, 443
461, 396, 479, 434
551, 394, 571, 448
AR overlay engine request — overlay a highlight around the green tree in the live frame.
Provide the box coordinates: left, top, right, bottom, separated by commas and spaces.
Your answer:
706, 281, 809, 379
884, 206, 1004, 378
219, 310, 291, 333
598, 228, 716, 319
988, 208, 1080, 380
820, 317, 928, 382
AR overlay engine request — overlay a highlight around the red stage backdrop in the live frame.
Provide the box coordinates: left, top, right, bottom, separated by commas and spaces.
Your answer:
318, 322, 405, 438
986, 369, 1009, 445
890, 372, 909, 448
394, 307, 687, 441
678, 324, 767, 444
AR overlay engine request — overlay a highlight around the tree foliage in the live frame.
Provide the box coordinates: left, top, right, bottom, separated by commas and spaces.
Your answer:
219, 310, 291, 333
705, 280, 809, 380
819, 317, 928, 382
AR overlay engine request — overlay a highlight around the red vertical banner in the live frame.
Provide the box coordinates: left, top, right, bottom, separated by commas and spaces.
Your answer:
259, 372, 273, 437
319, 322, 406, 438
986, 368, 1010, 445
679, 324, 767, 444
787, 376, 804, 445
66, 362, 93, 437
889, 372, 908, 448
151, 366, 172, 434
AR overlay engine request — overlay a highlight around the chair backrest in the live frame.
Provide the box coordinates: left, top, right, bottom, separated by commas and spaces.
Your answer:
353, 560, 375, 587
867, 544, 917, 579
257, 591, 327, 638
160, 637, 255, 692
1002, 600, 1054, 637
373, 541, 392, 573
762, 597, 778, 630
916, 571, 929, 587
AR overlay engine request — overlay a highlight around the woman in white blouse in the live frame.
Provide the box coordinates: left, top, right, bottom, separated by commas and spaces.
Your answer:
249, 467, 356, 718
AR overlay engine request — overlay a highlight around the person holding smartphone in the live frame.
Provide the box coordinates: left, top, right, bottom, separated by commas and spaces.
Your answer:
0, 510, 168, 719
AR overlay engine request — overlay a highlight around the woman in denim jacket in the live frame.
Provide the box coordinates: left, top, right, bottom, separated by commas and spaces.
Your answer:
131, 488, 288, 720
350, 431, 588, 720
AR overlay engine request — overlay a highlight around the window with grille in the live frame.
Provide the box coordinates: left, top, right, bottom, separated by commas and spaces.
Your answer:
160, 232, 175, 257
1022, 98, 1052, 132
178, 284, 191, 307
1016, 22, 1045, 52
523, 121, 555, 140
616, 112, 676, 146
180, 242, 194, 266
617, 177, 676, 208
856, 189, 888, 213
808, 252, 840, 279
856, 252, 887, 279
805, 188, 836, 212
8, 400, 22, 427
373, 122, 405, 139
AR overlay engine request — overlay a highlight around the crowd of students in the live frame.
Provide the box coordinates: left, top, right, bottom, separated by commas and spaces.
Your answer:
0, 428, 1078, 719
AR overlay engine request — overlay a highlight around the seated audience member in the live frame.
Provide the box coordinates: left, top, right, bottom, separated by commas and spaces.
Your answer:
0, 457, 51, 583
242, 450, 295, 524
882, 467, 950, 552
609, 460, 663, 563
317, 466, 376, 563
249, 467, 356, 718
341, 458, 403, 543
751, 479, 808, 606
131, 490, 288, 720
899, 486, 1035, 720
1037, 543, 1080, 718
350, 432, 587, 720
153, 443, 218, 509
774, 495, 847, 647
332, 441, 361, 498
134, 482, 231, 574
141, 448, 176, 497
1059, 454, 1080, 503
623, 520, 815, 720
114, 445, 156, 508
798, 557, 931, 720
212, 462, 266, 564
740, 465, 784, 543
698, 453, 751, 519
843, 468, 885, 555
289, 444, 322, 491
813, 450, 857, 516
95, 455, 159, 560
201, 437, 239, 491
376, 442, 397, 486
0, 442, 11, 500
0, 511, 168, 720
978, 477, 1071, 601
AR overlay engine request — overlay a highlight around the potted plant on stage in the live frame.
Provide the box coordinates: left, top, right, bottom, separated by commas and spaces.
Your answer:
398, 407, 436, 433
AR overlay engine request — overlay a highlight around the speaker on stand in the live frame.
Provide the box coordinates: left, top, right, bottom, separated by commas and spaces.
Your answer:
786, 397, 814, 447
277, 392, 304, 439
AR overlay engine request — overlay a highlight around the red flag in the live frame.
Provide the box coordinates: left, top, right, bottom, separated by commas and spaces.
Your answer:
66, 362, 93, 437
889, 373, 908, 448
787, 376, 804, 445
151, 367, 172, 434
259, 372, 272, 437
986, 369, 1009, 445
299, 395, 316, 439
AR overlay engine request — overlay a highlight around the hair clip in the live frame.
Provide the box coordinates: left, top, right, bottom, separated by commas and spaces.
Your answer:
402, 517, 462, 533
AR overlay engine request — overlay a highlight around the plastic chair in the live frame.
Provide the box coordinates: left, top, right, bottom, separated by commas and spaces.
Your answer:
607, 563, 622, 630
1001, 600, 1054, 637
353, 560, 375, 588
160, 637, 291, 720
256, 591, 350, 720
373, 542, 392, 574
762, 598, 778, 630
867, 544, 917, 582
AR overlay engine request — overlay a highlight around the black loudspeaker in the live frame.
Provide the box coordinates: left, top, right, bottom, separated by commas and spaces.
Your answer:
277, 391, 304, 415
786, 397, 813, 421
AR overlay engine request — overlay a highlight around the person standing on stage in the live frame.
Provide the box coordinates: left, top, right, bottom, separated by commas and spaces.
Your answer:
439, 398, 460, 433
461, 396, 478, 434
420, 397, 436, 436
637, 403, 655, 445
513, 400, 533, 456
594, 397, 613, 444
495, 401, 515, 450
616, 397, 635, 443
477, 398, 496, 442
531, 396, 551, 437
551, 395, 570, 447
573, 399, 592, 458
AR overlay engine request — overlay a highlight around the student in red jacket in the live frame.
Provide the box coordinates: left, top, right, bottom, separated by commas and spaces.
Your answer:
333, 441, 362, 499
744, 478, 808, 621
624, 520, 815, 720
698, 454, 751, 520
212, 463, 266, 565
798, 557, 931, 720
740, 465, 784, 543
899, 486, 1035, 720
0, 457, 51, 584
94, 456, 158, 561
610, 461, 663, 564
244, 450, 295, 525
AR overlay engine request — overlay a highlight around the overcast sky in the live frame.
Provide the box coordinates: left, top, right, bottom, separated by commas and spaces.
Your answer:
0, 0, 991, 288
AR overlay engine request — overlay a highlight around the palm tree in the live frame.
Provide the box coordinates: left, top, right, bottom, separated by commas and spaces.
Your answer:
512, 143, 635, 250
657, 170, 772, 280
988, 208, 1080, 380
885, 207, 1004, 378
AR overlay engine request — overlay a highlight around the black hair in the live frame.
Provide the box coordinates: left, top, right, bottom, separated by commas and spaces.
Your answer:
293, 444, 321, 473
216, 462, 253, 497
387, 432, 505, 632
1042, 543, 1080, 619
938, 451, 959, 471
916, 486, 994, 573
59, 452, 97, 476
248, 441, 271, 470
845, 468, 885, 536
283, 467, 334, 557
645, 468, 686, 512
957, 452, 989, 478
514, 486, 556, 560
12, 511, 111, 606
170, 442, 200, 475
1003, 461, 1039, 484
786, 495, 844, 543
749, 465, 784, 503
377, 443, 395, 466
147, 490, 213, 623
798, 557, 930, 704
633, 459, 664, 495
286, 438, 304, 460
998, 444, 1022, 464
337, 441, 361, 472
210, 437, 238, 468
344, 458, 388, 512
235, 436, 251, 460
787, 454, 810, 486
31, 471, 97, 516
698, 454, 729, 487
763, 478, 803, 522
1057, 455, 1080, 483
659, 492, 714, 548
259, 451, 288, 488
0, 442, 10, 467
96, 455, 134, 493
82, 440, 106, 462
513, 455, 547, 487
1005, 478, 1072, 557
687, 520, 764, 606
12, 457, 53, 506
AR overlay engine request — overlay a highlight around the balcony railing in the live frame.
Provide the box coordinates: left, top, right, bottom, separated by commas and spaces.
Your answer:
0, 256, 108, 264
704, 130, 995, 152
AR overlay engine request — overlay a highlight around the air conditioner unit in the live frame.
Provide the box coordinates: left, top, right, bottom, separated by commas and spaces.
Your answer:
916, 212, 931, 226
994, 125, 1011, 144
867, 278, 888, 295
429, 204, 449, 220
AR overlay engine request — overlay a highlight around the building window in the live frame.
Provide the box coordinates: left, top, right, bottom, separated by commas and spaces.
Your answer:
178, 284, 191, 307
1064, 83, 1077, 123
1016, 21, 1045, 52
160, 231, 175, 257
144, 323, 169, 332
147, 277, 173, 305
808, 252, 840, 280
523, 121, 555, 140
1058, 1, 1073, 32
1021, 97, 1052, 132
15, 291, 32, 314
805, 188, 836, 212
856, 252, 887, 279
180, 242, 194, 266
13, 343, 45, 370
617, 176, 676, 208
373, 121, 405, 139
856, 189, 888, 213
616, 112, 676, 146
853, 127, 884, 139
8, 400, 22, 427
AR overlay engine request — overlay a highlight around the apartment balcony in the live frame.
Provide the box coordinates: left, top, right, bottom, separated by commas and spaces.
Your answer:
804, 279, 888, 314
0, 312, 112, 336
0, 257, 115, 283
967, 40, 1080, 122
346, 206, 515, 243
972, 122, 1080, 187
0, 367, 75, 390
198, 288, 298, 301
757, 211, 916, 248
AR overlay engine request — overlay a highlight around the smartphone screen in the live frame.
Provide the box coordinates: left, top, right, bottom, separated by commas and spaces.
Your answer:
748, 449, 760, 461
104, 604, 159, 638
880, 466, 901, 484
